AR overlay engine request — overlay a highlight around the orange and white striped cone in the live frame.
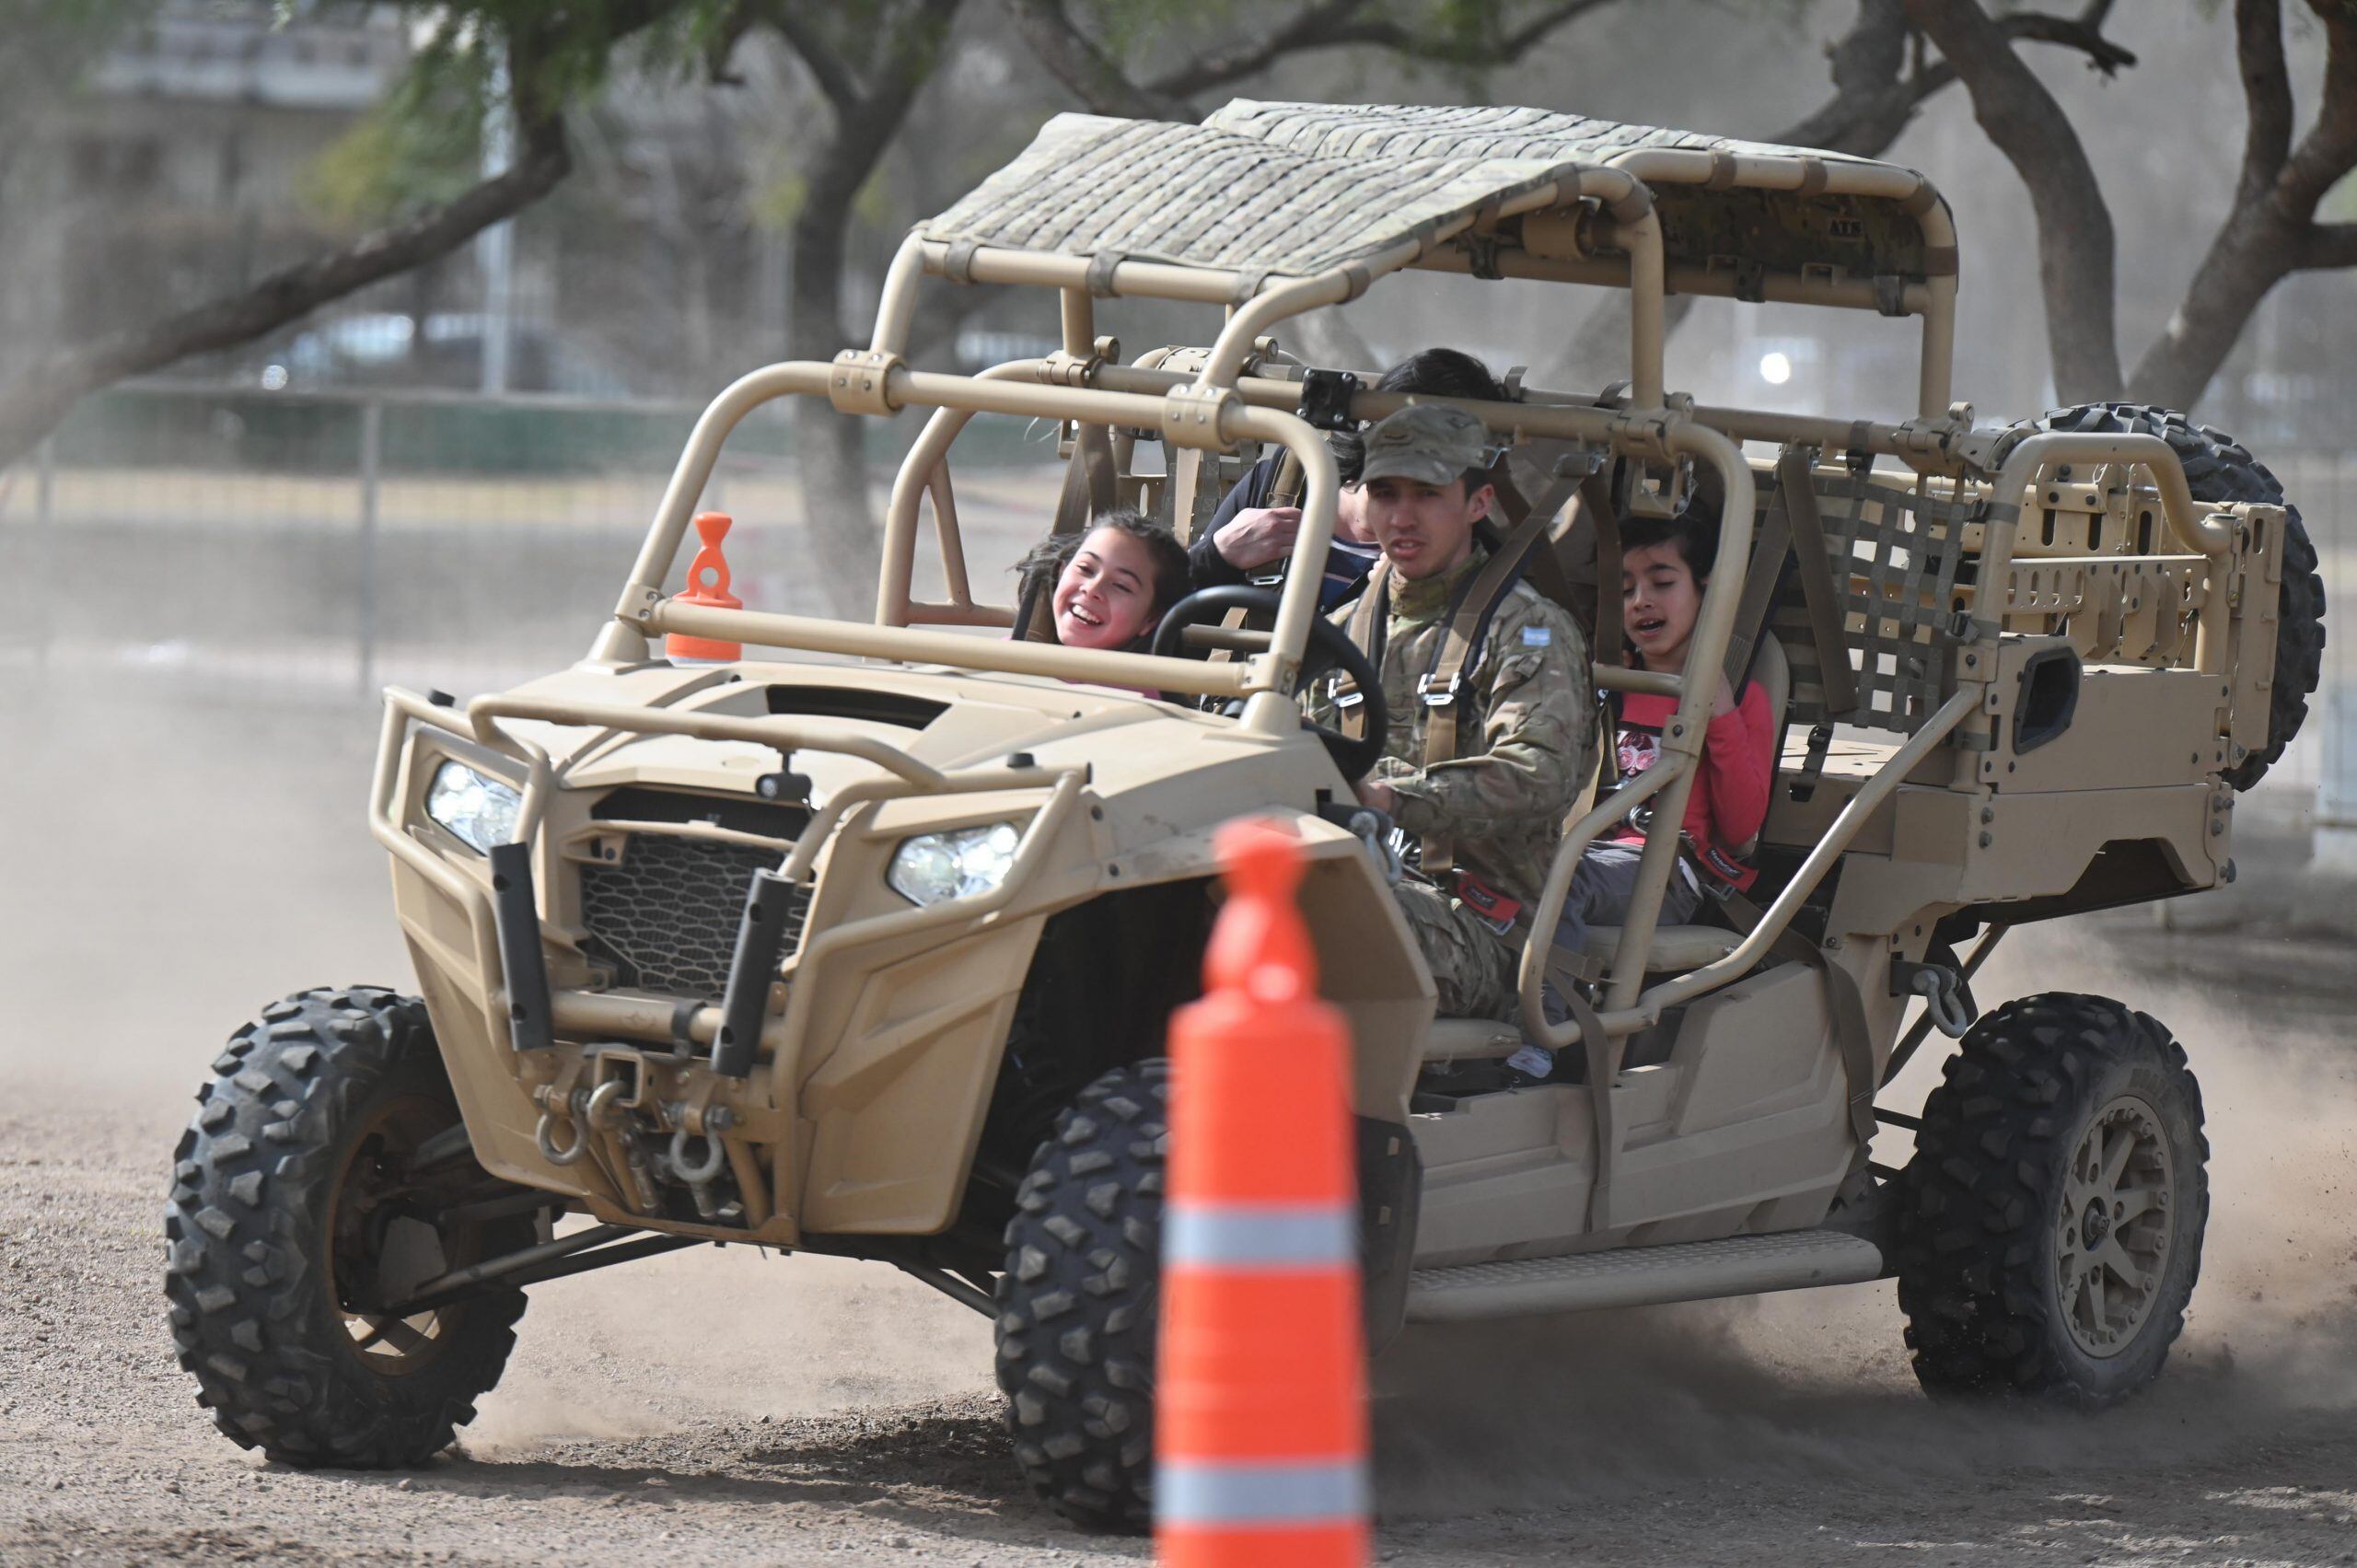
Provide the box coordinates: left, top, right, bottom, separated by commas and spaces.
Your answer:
665, 509, 743, 663
1157, 816, 1367, 1567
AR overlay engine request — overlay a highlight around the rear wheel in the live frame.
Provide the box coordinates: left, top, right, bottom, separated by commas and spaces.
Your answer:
2011, 402, 2325, 790
167, 987, 536, 1466
1896, 992, 2209, 1405
993, 1060, 1167, 1533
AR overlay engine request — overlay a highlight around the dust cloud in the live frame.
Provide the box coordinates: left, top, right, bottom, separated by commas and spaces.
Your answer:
6, 677, 2349, 1488
1371, 923, 2357, 1518
0, 677, 999, 1452
465, 1249, 995, 1453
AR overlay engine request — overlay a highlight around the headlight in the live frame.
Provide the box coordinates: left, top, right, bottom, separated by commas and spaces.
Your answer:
424, 760, 522, 854
888, 821, 1021, 907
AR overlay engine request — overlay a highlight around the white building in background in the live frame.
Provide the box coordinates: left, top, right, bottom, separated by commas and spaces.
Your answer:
88, 2, 408, 110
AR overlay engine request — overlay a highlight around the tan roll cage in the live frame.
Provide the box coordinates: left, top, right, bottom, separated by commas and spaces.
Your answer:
542, 110, 2235, 1054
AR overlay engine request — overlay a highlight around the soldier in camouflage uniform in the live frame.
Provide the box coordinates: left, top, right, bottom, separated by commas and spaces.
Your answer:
1307, 403, 1596, 1020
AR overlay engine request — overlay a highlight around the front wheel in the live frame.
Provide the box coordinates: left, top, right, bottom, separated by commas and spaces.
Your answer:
994, 1060, 1167, 1533
166, 987, 536, 1466
1896, 992, 2209, 1406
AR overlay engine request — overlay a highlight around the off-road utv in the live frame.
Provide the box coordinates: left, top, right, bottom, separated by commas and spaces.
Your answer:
169, 102, 2324, 1529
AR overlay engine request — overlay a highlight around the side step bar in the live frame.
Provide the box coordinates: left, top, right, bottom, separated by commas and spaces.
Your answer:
1404, 1228, 1886, 1323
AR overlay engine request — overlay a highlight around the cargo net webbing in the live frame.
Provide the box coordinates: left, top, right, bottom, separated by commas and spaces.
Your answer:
1765, 467, 1974, 737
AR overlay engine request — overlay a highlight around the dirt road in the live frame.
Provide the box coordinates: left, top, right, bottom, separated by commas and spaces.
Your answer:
5, 684, 2355, 1565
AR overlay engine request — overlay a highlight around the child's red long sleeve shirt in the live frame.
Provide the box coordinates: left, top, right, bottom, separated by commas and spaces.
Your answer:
1603, 682, 1778, 890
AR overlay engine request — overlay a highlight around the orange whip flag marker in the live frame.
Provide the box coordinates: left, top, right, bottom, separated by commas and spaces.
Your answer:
665, 510, 744, 662
1157, 817, 1369, 1567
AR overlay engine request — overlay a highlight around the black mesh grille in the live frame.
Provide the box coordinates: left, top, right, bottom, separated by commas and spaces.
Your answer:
580, 836, 808, 998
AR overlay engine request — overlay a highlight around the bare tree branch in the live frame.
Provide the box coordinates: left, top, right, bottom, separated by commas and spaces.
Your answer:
1144, 0, 1629, 104
2273, 0, 2357, 218
1001, 0, 1191, 119
1145, 0, 1377, 100
1907, 0, 2123, 400
1552, 0, 2137, 385
1491, 0, 1626, 61
0, 1, 706, 468
2233, 0, 2293, 206
1999, 6, 2135, 75
869, 0, 963, 122
1016, 0, 1623, 123
2129, 0, 2357, 407
1758, 2, 2134, 166
762, 2, 869, 114
2301, 221, 2357, 270
1782, 0, 1933, 153
0, 113, 571, 467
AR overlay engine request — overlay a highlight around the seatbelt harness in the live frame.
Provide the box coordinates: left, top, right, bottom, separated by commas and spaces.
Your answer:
1414, 506, 1556, 876
1776, 447, 1861, 802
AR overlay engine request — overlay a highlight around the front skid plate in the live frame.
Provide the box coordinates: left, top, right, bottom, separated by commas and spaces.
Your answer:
1406, 1229, 1887, 1321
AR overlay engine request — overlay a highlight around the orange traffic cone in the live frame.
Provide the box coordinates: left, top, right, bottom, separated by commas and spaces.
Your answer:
665, 510, 744, 662
1157, 817, 1367, 1567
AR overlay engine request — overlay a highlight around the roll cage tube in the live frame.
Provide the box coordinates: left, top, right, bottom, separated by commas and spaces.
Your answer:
586, 361, 1341, 738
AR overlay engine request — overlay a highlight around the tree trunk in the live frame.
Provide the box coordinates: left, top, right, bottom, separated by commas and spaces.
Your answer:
787, 191, 881, 620
1907, 0, 2124, 401
761, 0, 963, 621
2124, 0, 2357, 413
2125, 217, 2296, 412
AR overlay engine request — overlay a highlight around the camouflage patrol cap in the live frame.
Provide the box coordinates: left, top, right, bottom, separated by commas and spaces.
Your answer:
1358, 403, 1492, 488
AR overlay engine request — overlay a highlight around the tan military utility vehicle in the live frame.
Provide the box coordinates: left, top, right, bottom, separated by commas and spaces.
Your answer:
168, 102, 2325, 1530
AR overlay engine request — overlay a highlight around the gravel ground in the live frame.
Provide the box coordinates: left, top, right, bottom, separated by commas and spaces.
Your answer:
4, 685, 2355, 1565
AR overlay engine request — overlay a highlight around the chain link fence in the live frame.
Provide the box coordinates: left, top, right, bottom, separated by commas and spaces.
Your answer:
0, 383, 1057, 701
1, 383, 2346, 840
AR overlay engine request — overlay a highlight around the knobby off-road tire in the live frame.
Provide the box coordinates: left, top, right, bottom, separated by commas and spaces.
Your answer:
1897, 993, 2209, 1406
993, 1060, 1167, 1534
2014, 402, 2326, 790
166, 987, 532, 1466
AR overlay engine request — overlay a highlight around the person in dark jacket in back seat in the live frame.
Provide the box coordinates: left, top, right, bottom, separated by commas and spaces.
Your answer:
1189, 348, 1504, 610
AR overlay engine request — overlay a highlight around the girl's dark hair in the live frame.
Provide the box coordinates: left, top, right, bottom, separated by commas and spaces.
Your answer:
1620, 503, 1718, 584
1015, 509, 1193, 644
1332, 348, 1505, 482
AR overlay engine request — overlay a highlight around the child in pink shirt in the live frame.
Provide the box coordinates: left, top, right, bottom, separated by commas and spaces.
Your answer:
1505, 505, 1778, 1082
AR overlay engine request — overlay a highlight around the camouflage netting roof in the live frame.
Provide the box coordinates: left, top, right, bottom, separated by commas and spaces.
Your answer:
916, 99, 1919, 281
1203, 99, 1887, 170
916, 111, 1580, 276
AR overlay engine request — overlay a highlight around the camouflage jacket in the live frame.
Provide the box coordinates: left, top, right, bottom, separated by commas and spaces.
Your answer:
1308, 548, 1596, 909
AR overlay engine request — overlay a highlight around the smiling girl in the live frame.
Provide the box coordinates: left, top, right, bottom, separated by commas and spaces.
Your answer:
1504, 504, 1777, 1083
1013, 510, 1192, 686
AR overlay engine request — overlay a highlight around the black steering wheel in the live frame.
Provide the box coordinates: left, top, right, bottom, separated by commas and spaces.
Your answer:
1150, 585, 1389, 783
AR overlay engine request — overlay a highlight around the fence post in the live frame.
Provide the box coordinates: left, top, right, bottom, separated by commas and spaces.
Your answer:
33, 436, 53, 673
357, 398, 381, 698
